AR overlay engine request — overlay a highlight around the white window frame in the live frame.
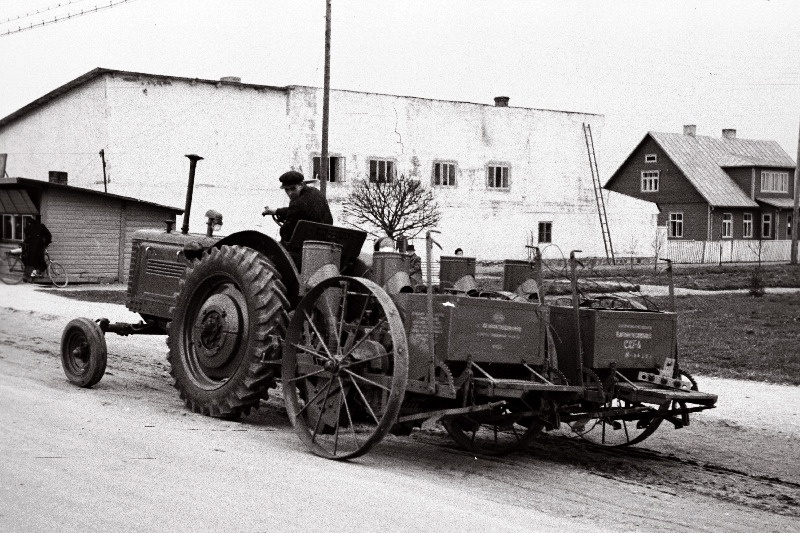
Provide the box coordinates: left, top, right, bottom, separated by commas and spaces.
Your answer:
668, 212, 683, 238
742, 213, 753, 238
644, 153, 657, 163
760, 171, 789, 193
761, 213, 772, 238
641, 170, 659, 192
721, 213, 733, 239
486, 164, 510, 190
432, 161, 457, 187
538, 221, 552, 243
312, 154, 345, 183
368, 158, 395, 183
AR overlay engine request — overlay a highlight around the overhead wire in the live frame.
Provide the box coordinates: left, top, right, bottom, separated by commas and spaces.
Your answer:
0, 0, 139, 37
0, 0, 95, 25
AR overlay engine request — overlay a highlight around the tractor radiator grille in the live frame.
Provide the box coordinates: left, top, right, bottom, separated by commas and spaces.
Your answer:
146, 259, 185, 278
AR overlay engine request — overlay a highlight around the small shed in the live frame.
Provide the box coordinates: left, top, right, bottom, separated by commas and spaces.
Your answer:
0, 177, 182, 283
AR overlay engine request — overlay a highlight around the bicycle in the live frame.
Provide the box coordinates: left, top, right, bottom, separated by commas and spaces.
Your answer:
1, 246, 68, 287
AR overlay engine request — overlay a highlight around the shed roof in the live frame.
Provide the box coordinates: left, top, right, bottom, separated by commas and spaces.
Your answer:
0, 178, 183, 213
0, 188, 37, 214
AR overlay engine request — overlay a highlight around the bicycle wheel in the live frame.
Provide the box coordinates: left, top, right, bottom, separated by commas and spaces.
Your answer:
0, 257, 25, 284
47, 261, 69, 288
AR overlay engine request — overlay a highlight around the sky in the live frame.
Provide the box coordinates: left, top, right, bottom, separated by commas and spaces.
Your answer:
0, 0, 798, 177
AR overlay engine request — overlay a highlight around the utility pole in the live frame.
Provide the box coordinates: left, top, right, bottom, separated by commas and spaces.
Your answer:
319, 0, 331, 198
791, 117, 800, 264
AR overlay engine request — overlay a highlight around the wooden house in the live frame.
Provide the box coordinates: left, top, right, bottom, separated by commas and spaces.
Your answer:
0, 176, 182, 282
605, 125, 796, 241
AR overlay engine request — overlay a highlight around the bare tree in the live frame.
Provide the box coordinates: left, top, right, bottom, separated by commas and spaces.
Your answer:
343, 175, 441, 239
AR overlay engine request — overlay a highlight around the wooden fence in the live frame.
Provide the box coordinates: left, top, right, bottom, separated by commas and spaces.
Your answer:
660, 240, 798, 264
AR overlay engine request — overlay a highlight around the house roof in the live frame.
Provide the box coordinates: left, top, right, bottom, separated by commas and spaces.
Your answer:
607, 131, 795, 208
0, 68, 601, 131
0, 177, 183, 213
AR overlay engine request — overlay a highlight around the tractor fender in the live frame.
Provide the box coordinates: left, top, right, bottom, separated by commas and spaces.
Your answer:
214, 230, 300, 306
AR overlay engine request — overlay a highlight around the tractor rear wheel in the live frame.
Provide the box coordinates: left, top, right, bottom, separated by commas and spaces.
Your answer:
167, 245, 288, 419
61, 318, 107, 387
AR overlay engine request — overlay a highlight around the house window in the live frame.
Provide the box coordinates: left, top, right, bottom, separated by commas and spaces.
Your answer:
761, 213, 772, 238
722, 213, 733, 238
312, 156, 344, 183
645, 154, 657, 163
743, 213, 753, 238
668, 212, 683, 238
368, 159, 395, 183
487, 165, 509, 189
538, 222, 552, 243
1, 214, 33, 241
788, 215, 793, 239
760, 171, 789, 193
433, 162, 456, 187
641, 170, 659, 192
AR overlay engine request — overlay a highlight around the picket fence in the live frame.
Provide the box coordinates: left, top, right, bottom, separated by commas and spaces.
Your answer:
660, 240, 799, 264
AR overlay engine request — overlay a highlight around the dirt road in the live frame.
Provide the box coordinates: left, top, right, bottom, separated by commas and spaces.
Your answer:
1, 284, 798, 532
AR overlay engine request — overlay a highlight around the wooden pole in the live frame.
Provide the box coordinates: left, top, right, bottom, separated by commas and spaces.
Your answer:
791, 117, 800, 264
319, 0, 331, 198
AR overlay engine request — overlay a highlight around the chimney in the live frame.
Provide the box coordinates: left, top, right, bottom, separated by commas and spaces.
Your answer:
722, 128, 737, 140
219, 76, 241, 83
494, 96, 510, 107
683, 124, 696, 137
48, 171, 68, 185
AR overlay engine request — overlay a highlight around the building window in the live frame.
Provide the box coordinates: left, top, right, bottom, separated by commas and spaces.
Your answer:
368, 159, 395, 183
1, 214, 33, 241
432, 161, 456, 187
722, 213, 733, 238
743, 213, 753, 238
788, 214, 793, 239
487, 165, 509, 189
669, 212, 683, 238
641, 170, 659, 192
312, 156, 344, 183
538, 222, 552, 243
645, 154, 657, 163
760, 171, 789, 193
762, 213, 772, 238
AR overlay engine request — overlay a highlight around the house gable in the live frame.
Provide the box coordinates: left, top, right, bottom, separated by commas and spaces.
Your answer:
605, 134, 705, 205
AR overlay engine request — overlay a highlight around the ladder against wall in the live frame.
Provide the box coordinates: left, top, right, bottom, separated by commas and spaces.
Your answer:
582, 123, 615, 264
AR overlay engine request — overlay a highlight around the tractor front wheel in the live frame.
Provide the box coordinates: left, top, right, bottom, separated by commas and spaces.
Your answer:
61, 318, 107, 388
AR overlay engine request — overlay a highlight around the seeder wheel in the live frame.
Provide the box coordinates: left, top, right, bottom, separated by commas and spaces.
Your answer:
282, 276, 408, 460
443, 401, 543, 456
567, 370, 697, 447
61, 318, 107, 388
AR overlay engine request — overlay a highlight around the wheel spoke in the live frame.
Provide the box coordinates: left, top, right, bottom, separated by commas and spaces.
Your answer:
340, 350, 393, 369
336, 280, 349, 351
340, 319, 387, 360
342, 367, 392, 392
284, 366, 328, 384
311, 378, 336, 443
342, 294, 372, 354
292, 341, 331, 364
294, 376, 335, 418
346, 372, 380, 425
303, 309, 336, 362
338, 376, 360, 451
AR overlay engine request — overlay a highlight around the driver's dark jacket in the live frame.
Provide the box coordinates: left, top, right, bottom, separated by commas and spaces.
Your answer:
275, 185, 333, 243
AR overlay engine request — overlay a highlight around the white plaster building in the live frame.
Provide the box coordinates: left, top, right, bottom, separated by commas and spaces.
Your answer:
0, 68, 655, 260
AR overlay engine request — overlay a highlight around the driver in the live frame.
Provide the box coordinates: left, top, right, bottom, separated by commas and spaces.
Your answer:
262, 170, 333, 245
